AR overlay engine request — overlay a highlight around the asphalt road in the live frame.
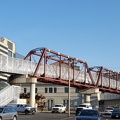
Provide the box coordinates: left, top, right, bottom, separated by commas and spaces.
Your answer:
18, 112, 75, 120
17, 112, 118, 120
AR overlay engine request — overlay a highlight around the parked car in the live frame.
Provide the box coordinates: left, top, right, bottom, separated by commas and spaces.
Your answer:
51, 104, 66, 113
111, 108, 120, 118
0, 106, 18, 120
7, 104, 36, 115
76, 109, 103, 120
75, 103, 92, 116
104, 107, 114, 115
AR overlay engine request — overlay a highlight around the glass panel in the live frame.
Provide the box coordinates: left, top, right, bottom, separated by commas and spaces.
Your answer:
45, 88, 48, 93
49, 88, 52, 93
7, 41, 13, 50
64, 87, 68, 93
54, 88, 57, 93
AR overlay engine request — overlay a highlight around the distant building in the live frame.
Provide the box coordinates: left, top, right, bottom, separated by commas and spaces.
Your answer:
0, 37, 24, 80
0, 37, 25, 59
0, 37, 16, 57
0, 37, 16, 80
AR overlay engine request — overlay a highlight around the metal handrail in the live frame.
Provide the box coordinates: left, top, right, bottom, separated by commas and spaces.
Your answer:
0, 85, 20, 106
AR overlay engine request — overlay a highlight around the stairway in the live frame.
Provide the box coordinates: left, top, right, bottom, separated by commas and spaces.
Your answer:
0, 81, 20, 106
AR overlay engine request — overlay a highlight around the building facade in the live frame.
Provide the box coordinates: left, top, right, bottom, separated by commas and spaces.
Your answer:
20, 82, 82, 110
0, 37, 15, 57
0, 37, 16, 80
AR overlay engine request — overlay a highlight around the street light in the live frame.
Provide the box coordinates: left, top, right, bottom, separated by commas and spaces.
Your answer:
68, 60, 70, 118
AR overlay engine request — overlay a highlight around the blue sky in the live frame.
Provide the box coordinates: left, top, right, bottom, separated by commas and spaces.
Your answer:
0, 0, 120, 71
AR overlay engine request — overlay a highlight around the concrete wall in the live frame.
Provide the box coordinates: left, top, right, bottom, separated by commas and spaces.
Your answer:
101, 92, 120, 100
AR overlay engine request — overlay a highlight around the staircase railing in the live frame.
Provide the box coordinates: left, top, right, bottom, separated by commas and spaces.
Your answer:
0, 85, 20, 106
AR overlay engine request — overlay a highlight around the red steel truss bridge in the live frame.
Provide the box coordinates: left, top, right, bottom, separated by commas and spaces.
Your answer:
0, 47, 120, 94
23, 47, 120, 94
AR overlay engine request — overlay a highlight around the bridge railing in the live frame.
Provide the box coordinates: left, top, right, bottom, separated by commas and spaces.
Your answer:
37, 64, 120, 90
0, 85, 20, 106
0, 55, 37, 75
0, 54, 120, 91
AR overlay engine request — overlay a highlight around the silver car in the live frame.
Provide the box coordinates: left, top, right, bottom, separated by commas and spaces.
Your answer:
0, 106, 18, 120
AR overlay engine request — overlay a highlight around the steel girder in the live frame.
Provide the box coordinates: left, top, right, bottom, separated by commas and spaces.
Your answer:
24, 47, 120, 94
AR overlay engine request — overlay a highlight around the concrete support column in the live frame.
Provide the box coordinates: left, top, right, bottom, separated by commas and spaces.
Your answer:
80, 88, 101, 109
91, 91, 101, 109
30, 83, 36, 107
84, 94, 91, 103
26, 77, 37, 107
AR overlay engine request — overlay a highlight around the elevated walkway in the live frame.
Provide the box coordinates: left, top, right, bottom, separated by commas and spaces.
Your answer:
0, 47, 120, 94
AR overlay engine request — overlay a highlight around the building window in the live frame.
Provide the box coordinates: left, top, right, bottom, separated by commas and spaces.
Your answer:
45, 88, 48, 93
8, 50, 12, 57
35, 88, 37, 93
0, 44, 8, 50
7, 41, 13, 50
0, 49, 8, 55
54, 88, 57, 93
64, 87, 68, 93
13, 53, 16, 58
24, 88, 27, 93
49, 88, 53, 93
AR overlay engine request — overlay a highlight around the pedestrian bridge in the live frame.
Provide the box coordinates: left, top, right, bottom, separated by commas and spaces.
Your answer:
0, 47, 120, 93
